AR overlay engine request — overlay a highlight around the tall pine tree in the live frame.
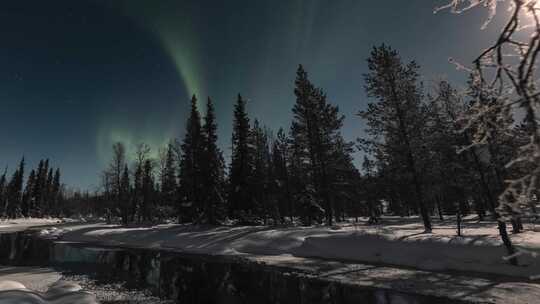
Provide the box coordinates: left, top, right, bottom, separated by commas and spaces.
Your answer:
51, 169, 61, 217
6, 157, 25, 218
201, 97, 226, 224
0, 168, 7, 217
271, 128, 294, 223
160, 141, 177, 208
22, 169, 36, 217
32, 160, 45, 216
291, 65, 350, 226
359, 45, 432, 232
251, 119, 272, 223
178, 95, 204, 223
228, 94, 255, 221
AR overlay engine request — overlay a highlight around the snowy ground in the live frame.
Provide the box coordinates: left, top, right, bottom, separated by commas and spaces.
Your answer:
0, 266, 62, 292
4, 216, 540, 302
250, 254, 540, 304
34, 215, 540, 279
0, 217, 64, 232
0, 267, 98, 303
0, 266, 170, 304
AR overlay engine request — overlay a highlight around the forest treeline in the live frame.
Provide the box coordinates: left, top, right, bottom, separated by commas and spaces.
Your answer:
97, 64, 359, 226
2, 45, 535, 246
81, 44, 535, 239
0, 158, 63, 218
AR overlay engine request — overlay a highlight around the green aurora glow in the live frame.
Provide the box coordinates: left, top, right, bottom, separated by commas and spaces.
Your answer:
96, 0, 205, 165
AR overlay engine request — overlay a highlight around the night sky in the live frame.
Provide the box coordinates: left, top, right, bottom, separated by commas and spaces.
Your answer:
0, 0, 506, 190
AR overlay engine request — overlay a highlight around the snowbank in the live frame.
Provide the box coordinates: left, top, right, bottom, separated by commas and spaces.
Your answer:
0, 218, 64, 232
53, 217, 540, 279
0, 280, 98, 304
295, 232, 540, 277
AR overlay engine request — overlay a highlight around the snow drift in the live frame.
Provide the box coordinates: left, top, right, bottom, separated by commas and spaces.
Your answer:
50, 217, 540, 279
0, 280, 98, 304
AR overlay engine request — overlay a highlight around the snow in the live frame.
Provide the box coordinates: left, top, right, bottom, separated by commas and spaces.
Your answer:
2, 216, 540, 303
0, 267, 61, 292
0, 267, 168, 304
0, 281, 26, 290
252, 255, 540, 304
0, 279, 97, 304
47, 216, 540, 279
0, 218, 64, 233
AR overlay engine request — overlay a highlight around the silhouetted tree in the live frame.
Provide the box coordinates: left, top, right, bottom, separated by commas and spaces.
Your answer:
160, 141, 177, 210
178, 95, 204, 223
22, 169, 36, 217
133, 143, 151, 222
251, 119, 271, 222
271, 128, 293, 223
141, 159, 155, 222
103, 142, 127, 221
201, 97, 226, 224
228, 94, 255, 222
120, 165, 131, 225
0, 168, 7, 217
291, 65, 350, 226
51, 168, 61, 217
6, 158, 25, 218
359, 45, 432, 232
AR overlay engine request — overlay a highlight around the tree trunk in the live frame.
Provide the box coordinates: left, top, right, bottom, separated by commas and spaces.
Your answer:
456, 208, 461, 236
469, 147, 517, 264
436, 197, 444, 221
498, 221, 518, 265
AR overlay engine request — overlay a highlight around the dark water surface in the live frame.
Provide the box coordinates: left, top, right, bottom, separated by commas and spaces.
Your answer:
0, 230, 469, 304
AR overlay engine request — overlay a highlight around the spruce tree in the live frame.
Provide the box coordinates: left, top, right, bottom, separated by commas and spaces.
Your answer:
40, 159, 50, 210
32, 160, 45, 215
271, 128, 293, 223
22, 169, 36, 217
291, 65, 350, 226
45, 168, 54, 214
0, 168, 7, 217
229, 94, 255, 221
160, 141, 177, 208
329, 137, 358, 223
251, 119, 271, 222
51, 169, 61, 217
178, 95, 204, 223
201, 97, 226, 224
6, 157, 25, 218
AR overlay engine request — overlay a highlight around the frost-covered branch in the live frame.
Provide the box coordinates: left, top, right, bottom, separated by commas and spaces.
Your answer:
438, 0, 540, 221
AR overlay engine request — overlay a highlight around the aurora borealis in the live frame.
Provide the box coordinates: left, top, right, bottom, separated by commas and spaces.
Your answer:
0, 0, 506, 189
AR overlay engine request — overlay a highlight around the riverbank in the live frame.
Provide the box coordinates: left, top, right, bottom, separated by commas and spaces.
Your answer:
3, 216, 540, 303
35, 216, 540, 279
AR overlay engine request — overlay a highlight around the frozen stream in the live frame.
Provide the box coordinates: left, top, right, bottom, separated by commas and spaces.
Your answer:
1, 228, 540, 303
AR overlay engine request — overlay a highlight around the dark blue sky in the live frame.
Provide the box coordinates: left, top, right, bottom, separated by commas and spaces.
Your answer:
0, 0, 505, 190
